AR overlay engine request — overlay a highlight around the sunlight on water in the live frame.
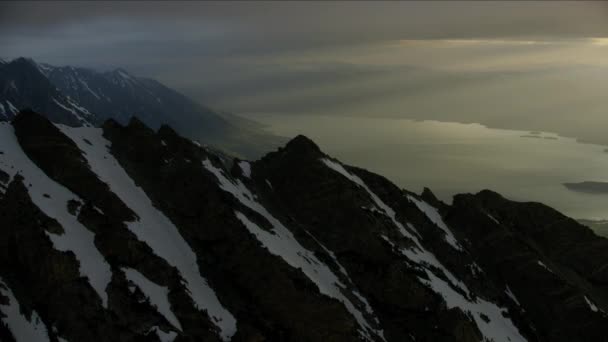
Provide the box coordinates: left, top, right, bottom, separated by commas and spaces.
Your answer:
254, 114, 608, 222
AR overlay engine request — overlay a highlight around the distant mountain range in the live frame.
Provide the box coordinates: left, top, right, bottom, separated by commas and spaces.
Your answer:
1, 110, 608, 341
0, 57, 283, 157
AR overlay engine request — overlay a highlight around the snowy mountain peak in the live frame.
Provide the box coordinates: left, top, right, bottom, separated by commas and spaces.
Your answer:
0, 57, 283, 158
1, 110, 608, 341
36, 62, 55, 77
115, 68, 133, 79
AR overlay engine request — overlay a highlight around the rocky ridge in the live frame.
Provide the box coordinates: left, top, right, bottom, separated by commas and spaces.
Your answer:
0, 57, 283, 158
0, 110, 607, 342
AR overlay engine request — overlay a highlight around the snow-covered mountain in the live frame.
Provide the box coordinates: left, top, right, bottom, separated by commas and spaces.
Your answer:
1, 110, 607, 342
0, 58, 94, 126
0, 57, 283, 157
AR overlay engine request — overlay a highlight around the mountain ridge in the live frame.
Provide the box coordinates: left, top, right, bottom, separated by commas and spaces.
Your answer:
1, 110, 607, 341
0, 57, 284, 158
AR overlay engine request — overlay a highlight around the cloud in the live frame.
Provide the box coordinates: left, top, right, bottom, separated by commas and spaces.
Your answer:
589, 38, 608, 46
2, 1, 608, 147
2, 1, 608, 40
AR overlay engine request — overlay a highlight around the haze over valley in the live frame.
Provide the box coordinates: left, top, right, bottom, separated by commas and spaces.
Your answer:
255, 114, 608, 229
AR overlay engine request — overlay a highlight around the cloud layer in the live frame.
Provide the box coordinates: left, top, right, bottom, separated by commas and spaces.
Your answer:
2, 1, 608, 145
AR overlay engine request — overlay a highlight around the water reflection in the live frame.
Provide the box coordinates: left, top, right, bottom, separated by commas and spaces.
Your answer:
255, 114, 608, 224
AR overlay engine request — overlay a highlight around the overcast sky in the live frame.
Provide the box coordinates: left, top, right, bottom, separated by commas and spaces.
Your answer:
2, 1, 608, 144
2, 1, 608, 70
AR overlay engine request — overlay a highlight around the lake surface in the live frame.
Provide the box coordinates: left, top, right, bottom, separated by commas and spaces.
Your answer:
253, 114, 608, 222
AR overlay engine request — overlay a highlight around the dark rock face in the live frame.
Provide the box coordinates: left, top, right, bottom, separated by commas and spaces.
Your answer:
446, 191, 608, 341
0, 110, 607, 342
11, 110, 135, 221
0, 177, 131, 342
102, 116, 363, 342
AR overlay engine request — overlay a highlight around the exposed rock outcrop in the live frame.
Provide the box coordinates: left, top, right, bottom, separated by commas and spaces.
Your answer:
0, 111, 606, 342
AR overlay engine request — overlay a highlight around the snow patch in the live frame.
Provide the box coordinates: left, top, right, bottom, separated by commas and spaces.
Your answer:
123, 268, 182, 331
320, 158, 524, 341
321, 158, 468, 293
6, 100, 18, 115
506, 286, 521, 306
151, 326, 177, 342
423, 272, 526, 342
321, 159, 421, 243
77, 78, 101, 100
238, 161, 251, 178
58, 126, 236, 341
537, 260, 554, 274
0, 278, 50, 342
203, 158, 384, 341
381, 234, 469, 296
36, 63, 54, 77
66, 98, 92, 117
9, 80, 18, 92
469, 263, 484, 278
118, 69, 133, 80
0, 123, 112, 306
584, 296, 599, 313
382, 235, 526, 342
52, 98, 90, 125
406, 195, 463, 251
486, 213, 500, 224
93, 206, 105, 215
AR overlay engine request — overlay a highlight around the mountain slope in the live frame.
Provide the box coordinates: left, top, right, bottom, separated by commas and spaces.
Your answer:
0, 110, 607, 341
0, 57, 283, 158
0, 58, 93, 126
41, 64, 230, 136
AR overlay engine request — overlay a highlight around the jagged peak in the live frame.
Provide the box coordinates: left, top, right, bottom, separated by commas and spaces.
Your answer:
475, 189, 503, 198
451, 190, 509, 212
0, 56, 33, 65
11, 56, 34, 64
7, 57, 38, 69
111, 68, 135, 80
157, 124, 178, 137
11, 108, 46, 125
127, 116, 152, 131
100, 116, 152, 135
102, 118, 121, 130
421, 187, 445, 208
99, 116, 156, 139
283, 135, 322, 154
4, 57, 53, 79
258, 134, 325, 166
113, 67, 129, 74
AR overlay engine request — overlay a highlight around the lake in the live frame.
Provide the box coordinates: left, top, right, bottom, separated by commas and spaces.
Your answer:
253, 114, 608, 224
